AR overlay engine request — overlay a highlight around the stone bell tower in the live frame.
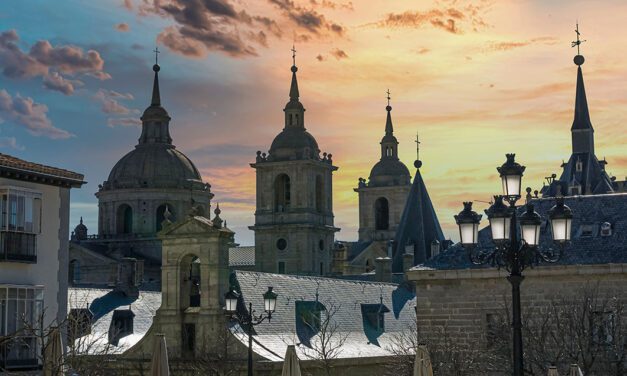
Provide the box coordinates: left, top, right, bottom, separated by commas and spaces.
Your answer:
128, 209, 234, 358
250, 49, 339, 276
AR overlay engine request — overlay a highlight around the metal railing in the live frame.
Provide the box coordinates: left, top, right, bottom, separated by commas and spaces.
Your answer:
0, 231, 37, 263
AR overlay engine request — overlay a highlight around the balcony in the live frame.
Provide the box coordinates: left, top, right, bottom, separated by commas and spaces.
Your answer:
0, 336, 40, 370
0, 231, 37, 263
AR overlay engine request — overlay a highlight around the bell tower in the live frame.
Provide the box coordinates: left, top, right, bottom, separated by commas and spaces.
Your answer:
250, 49, 339, 276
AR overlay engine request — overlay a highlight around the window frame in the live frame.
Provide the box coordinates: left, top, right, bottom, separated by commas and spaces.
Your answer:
0, 187, 42, 263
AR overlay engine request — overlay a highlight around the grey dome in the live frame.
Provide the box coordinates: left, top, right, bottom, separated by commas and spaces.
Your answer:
269, 128, 320, 160
106, 144, 201, 189
369, 159, 410, 186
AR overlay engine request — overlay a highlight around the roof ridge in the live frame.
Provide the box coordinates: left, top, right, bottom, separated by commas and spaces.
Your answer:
235, 270, 399, 287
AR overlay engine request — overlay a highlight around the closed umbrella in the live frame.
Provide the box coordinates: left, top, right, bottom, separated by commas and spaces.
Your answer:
43, 327, 63, 376
569, 364, 583, 376
281, 345, 302, 376
547, 366, 559, 376
413, 344, 433, 376
150, 334, 170, 376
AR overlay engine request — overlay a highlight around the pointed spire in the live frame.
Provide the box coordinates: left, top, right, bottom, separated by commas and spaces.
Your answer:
572, 62, 592, 130
385, 89, 393, 135
151, 64, 161, 106
289, 45, 300, 101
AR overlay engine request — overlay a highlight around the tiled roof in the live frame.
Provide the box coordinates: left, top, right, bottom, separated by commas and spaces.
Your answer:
231, 270, 416, 361
0, 153, 84, 187
413, 193, 627, 271
229, 246, 255, 266
68, 287, 161, 354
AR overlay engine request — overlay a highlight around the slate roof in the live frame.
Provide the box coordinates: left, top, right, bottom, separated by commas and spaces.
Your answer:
230, 270, 416, 361
0, 152, 85, 187
392, 163, 445, 272
412, 193, 627, 271
68, 287, 160, 354
229, 246, 256, 266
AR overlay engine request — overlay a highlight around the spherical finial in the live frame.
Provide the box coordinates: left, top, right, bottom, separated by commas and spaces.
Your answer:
385, 105, 392, 112
574, 55, 585, 66
414, 160, 422, 169
153, 64, 161, 72
214, 203, 221, 216
291, 65, 298, 73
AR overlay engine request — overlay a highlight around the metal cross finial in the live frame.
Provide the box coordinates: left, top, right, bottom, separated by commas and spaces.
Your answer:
415, 132, 421, 161
386, 89, 391, 107
291, 44, 296, 66
571, 22, 586, 55
153, 46, 160, 65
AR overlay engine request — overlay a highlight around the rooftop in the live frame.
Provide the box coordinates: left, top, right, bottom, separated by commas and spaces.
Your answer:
0, 152, 85, 187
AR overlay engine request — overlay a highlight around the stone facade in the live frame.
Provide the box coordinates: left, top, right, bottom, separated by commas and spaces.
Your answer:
407, 264, 627, 356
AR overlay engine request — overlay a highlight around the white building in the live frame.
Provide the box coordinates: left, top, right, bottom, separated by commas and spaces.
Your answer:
0, 153, 84, 371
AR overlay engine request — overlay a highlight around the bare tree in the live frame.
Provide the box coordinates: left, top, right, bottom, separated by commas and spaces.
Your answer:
487, 284, 626, 376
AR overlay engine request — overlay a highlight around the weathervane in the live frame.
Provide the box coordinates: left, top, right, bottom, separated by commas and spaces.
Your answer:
571, 22, 586, 55
415, 132, 421, 161
291, 44, 296, 66
386, 89, 391, 107
153, 46, 160, 65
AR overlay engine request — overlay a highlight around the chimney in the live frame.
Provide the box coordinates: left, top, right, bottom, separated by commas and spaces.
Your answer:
375, 257, 392, 282
113, 258, 143, 298
402, 253, 414, 272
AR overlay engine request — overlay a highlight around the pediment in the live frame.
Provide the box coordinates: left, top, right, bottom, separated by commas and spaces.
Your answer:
158, 215, 216, 237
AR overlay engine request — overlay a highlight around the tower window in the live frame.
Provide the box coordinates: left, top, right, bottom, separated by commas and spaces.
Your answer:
116, 204, 133, 234
318, 239, 324, 251
183, 323, 196, 353
274, 174, 291, 212
69, 259, 81, 284
277, 238, 288, 251
375, 197, 389, 230
278, 261, 286, 274
315, 175, 324, 213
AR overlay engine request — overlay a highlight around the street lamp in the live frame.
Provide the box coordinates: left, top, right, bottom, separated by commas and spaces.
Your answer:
454, 154, 573, 376
224, 286, 278, 376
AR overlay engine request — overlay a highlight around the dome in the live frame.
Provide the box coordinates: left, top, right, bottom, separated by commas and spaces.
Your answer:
269, 128, 320, 161
368, 159, 411, 187
105, 144, 201, 189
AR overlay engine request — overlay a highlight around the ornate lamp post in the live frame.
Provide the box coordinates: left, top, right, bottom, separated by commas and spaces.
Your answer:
224, 286, 278, 376
454, 154, 573, 376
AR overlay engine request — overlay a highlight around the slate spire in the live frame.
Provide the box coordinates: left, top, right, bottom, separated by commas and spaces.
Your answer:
283, 46, 305, 129
139, 51, 172, 145
151, 63, 161, 106
572, 57, 592, 131
380, 91, 398, 160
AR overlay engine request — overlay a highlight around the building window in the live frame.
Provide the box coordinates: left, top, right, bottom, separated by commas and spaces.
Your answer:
67, 308, 93, 341
319, 262, 324, 276
374, 197, 389, 230
361, 303, 389, 332
0, 188, 41, 263
108, 309, 134, 345
189, 257, 201, 308
0, 286, 44, 370
315, 175, 323, 213
116, 204, 133, 234
69, 259, 81, 284
276, 238, 287, 251
278, 261, 286, 274
580, 224, 595, 238
183, 323, 196, 353
274, 174, 291, 212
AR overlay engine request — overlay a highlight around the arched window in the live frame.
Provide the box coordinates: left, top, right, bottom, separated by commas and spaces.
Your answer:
156, 204, 175, 232
180, 255, 201, 309
274, 174, 291, 212
116, 204, 133, 234
375, 197, 389, 230
69, 259, 80, 284
315, 175, 324, 213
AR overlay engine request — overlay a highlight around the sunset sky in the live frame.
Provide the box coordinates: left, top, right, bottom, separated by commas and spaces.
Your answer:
1, 0, 626, 245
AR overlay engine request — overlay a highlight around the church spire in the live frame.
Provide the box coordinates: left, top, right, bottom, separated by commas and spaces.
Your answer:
139, 48, 172, 145
570, 24, 594, 154
283, 46, 305, 129
151, 47, 161, 106
385, 89, 393, 135
380, 90, 399, 160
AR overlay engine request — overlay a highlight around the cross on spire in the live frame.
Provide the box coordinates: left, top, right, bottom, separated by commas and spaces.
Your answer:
571, 22, 586, 55
415, 132, 421, 161
153, 46, 160, 65
386, 89, 391, 107
291, 44, 296, 66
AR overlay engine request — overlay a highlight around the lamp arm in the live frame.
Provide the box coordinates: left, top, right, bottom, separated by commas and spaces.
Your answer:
535, 243, 564, 264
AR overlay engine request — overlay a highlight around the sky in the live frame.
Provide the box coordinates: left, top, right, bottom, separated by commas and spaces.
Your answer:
0, 0, 626, 245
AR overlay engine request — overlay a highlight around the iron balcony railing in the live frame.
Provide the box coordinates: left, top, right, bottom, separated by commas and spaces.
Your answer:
0, 231, 37, 263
